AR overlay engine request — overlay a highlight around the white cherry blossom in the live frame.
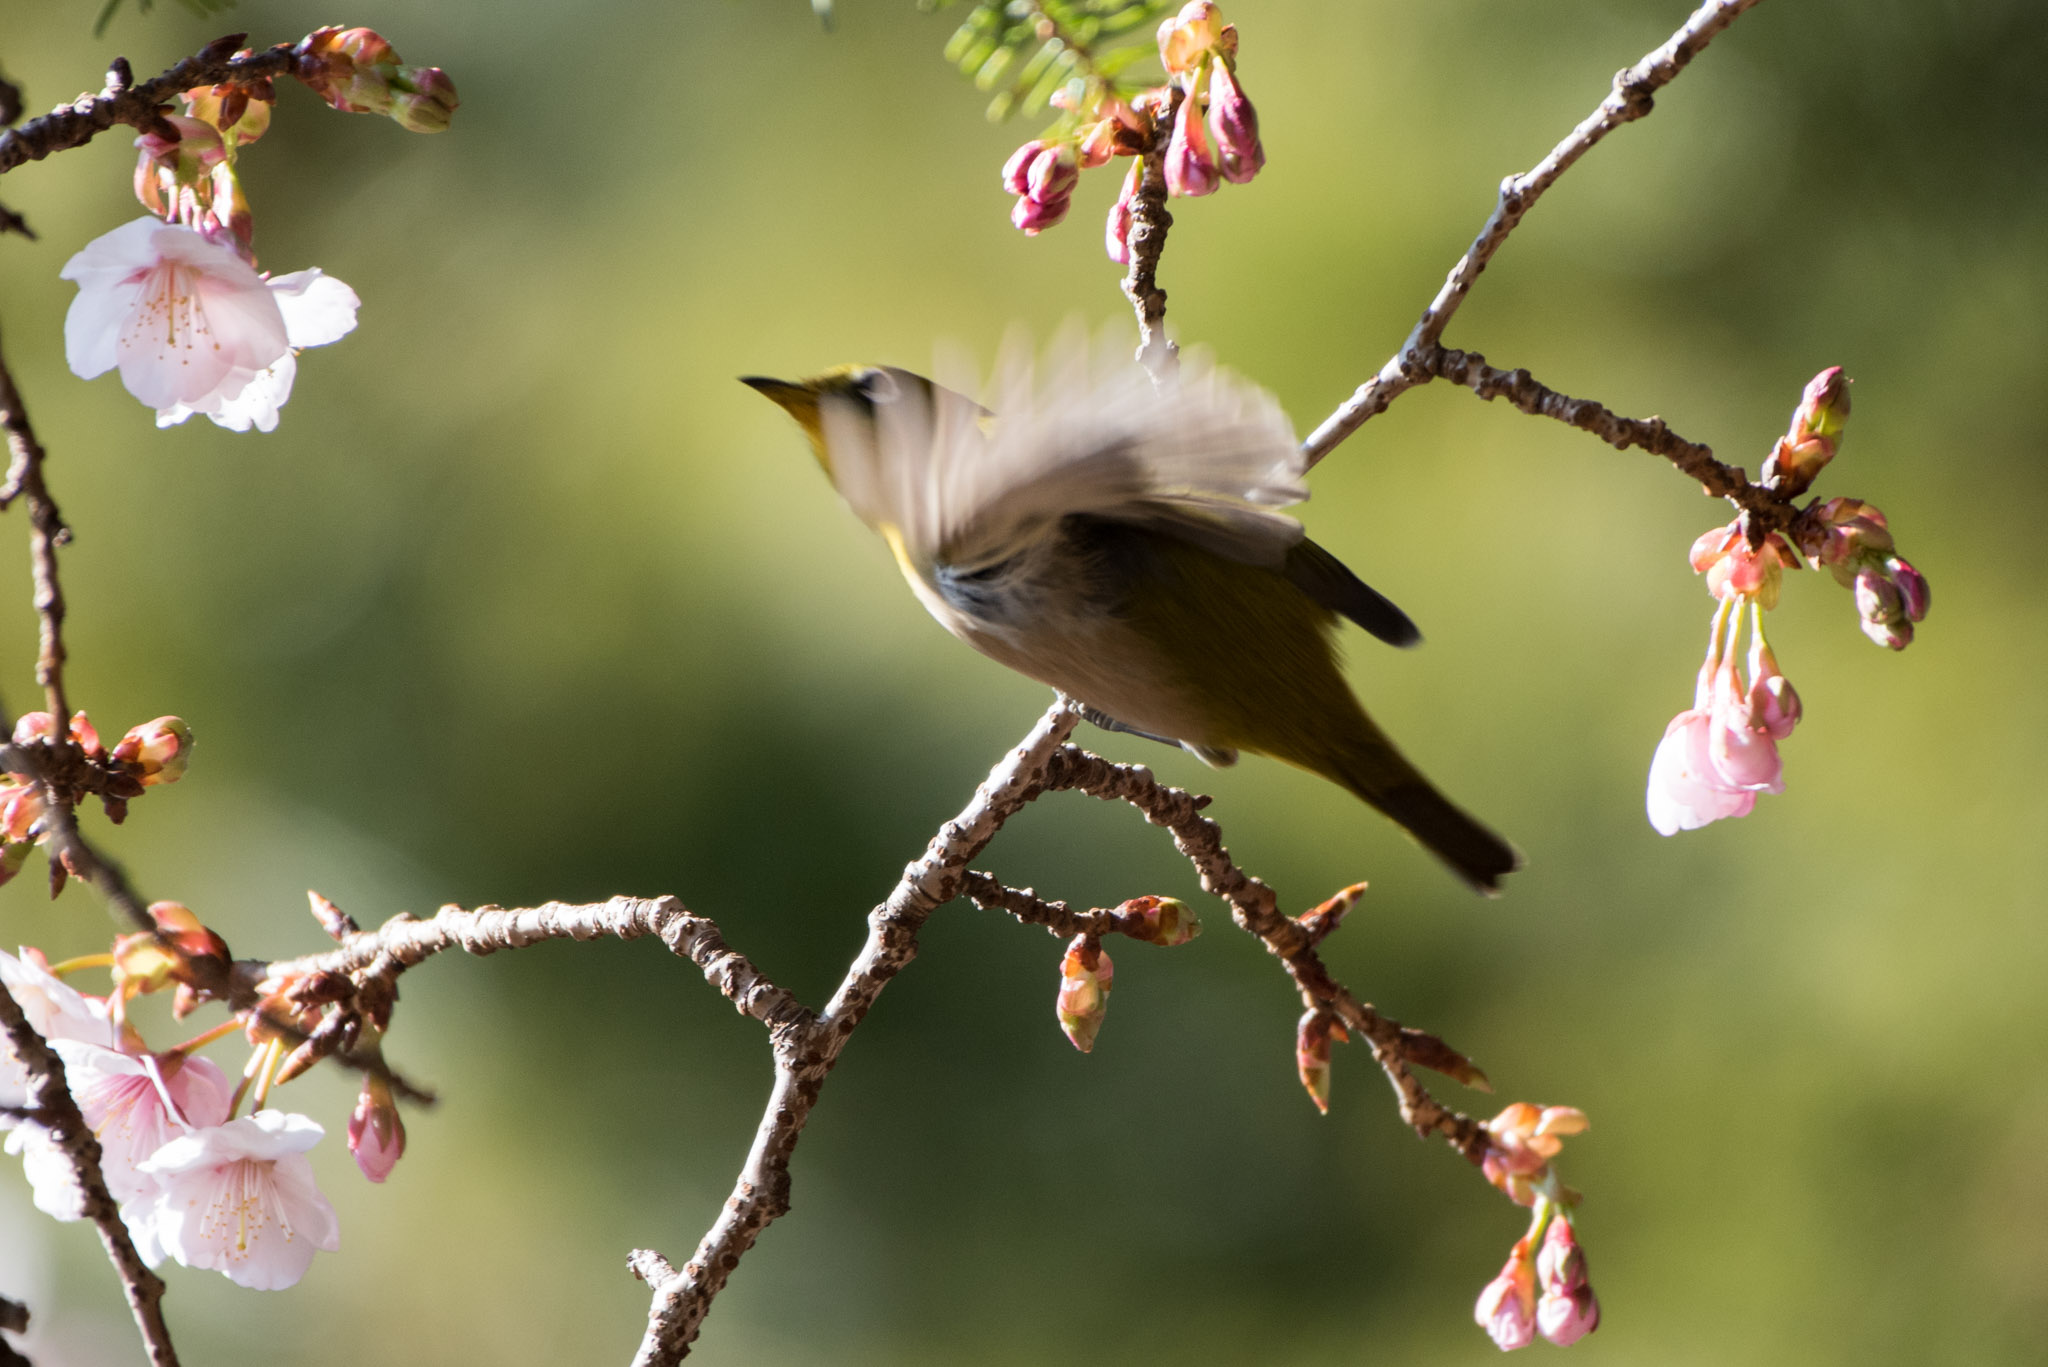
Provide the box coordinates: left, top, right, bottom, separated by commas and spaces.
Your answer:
138, 1110, 339, 1289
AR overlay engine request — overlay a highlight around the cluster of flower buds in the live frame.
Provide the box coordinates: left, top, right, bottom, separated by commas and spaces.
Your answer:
1472, 1106, 1598, 1350
293, 27, 459, 134
1647, 532, 1801, 834
1474, 1208, 1601, 1351
996, 2, 1262, 262
1812, 497, 1929, 649
1647, 367, 1931, 832
1155, 1, 1263, 196
0, 712, 192, 888
1055, 934, 1114, 1052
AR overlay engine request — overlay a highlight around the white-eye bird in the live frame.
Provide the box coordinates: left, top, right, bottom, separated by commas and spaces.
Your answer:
743, 344, 1519, 893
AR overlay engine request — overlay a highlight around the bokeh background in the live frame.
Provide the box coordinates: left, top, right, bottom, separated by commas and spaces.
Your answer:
2, 0, 2045, 1362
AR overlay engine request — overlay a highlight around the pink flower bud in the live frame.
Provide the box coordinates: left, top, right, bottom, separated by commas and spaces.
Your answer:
1011, 192, 1071, 235
390, 67, 459, 134
112, 716, 192, 786
1002, 140, 1048, 196
11, 712, 55, 746
1117, 894, 1200, 947
294, 26, 403, 116
1854, 567, 1903, 626
1055, 936, 1113, 1052
1762, 367, 1849, 494
1474, 1241, 1538, 1351
1889, 556, 1930, 621
0, 778, 42, 844
1075, 117, 1120, 170
1537, 1284, 1601, 1346
1164, 89, 1219, 198
348, 1075, 406, 1182
1158, 1, 1223, 74
1206, 62, 1264, 184
1105, 162, 1139, 265
1745, 640, 1802, 741
1295, 1010, 1345, 1114
1025, 143, 1079, 205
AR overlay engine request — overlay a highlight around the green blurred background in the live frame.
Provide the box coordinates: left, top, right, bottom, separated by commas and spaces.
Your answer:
2, 0, 2045, 1361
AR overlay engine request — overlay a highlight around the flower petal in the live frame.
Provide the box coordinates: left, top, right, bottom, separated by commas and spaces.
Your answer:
267, 269, 360, 348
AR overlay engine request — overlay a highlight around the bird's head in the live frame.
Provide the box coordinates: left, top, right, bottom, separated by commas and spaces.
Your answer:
741, 365, 936, 479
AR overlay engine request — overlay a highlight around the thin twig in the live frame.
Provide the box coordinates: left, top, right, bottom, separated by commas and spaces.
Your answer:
0, 982, 178, 1367
0, 39, 299, 178
0, 329, 72, 730
1300, 0, 1765, 469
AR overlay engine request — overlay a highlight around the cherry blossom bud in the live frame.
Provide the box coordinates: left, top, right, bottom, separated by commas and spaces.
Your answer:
1474, 1239, 1538, 1351
1105, 162, 1139, 265
1011, 192, 1071, 235
1889, 556, 1930, 621
68, 711, 104, 759
1164, 87, 1219, 198
308, 889, 361, 941
390, 67, 459, 134
1002, 140, 1047, 196
1158, 1, 1223, 74
1746, 639, 1801, 741
1295, 881, 1368, 943
1117, 894, 1200, 947
1206, 62, 1264, 184
1075, 117, 1119, 170
1533, 1216, 1601, 1345
1055, 936, 1113, 1053
10, 712, 54, 746
293, 27, 413, 119
112, 716, 192, 786
348, 1074, 406, 1182
1295, 1010, 1347, 1114
1854, 567, 1903, 627
1762, 366, 1850, 495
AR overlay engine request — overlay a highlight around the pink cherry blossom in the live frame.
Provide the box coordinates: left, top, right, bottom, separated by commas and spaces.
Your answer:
138, 1109, 339, 1289
60, 218, 358, 432
1646, 660, 1783, 836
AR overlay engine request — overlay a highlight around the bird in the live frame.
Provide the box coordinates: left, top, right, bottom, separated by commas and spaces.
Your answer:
743, 341, 1519, 893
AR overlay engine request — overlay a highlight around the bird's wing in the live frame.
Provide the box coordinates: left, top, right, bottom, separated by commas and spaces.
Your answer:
821, 342, 1311, 572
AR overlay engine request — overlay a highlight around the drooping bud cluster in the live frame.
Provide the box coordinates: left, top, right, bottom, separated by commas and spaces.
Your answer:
292, 28, 459, 133
1648, 368, 1929, 832
994, 2, 1262, 260
1472, 1107, 1598, 1350
1812, 497, 1930, 649
1054, 935, 1114, 1052
1, 711, 193, 889
1648, 536, 1800, 835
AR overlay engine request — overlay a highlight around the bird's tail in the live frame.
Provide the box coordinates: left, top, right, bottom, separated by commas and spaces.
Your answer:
1323, 725, 1522, 896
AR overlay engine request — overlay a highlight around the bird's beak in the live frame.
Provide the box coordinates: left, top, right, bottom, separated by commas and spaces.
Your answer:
741, 375, 831, 463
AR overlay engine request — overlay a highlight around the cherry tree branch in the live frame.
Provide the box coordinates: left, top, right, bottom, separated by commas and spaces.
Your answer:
0, 39, 299, 178
1121, 97, 1179, 380
1040, 745, 1490, 1154
0, 330, 74, 732
0, 982, 178, 1367
1300, 0, 1770, 516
